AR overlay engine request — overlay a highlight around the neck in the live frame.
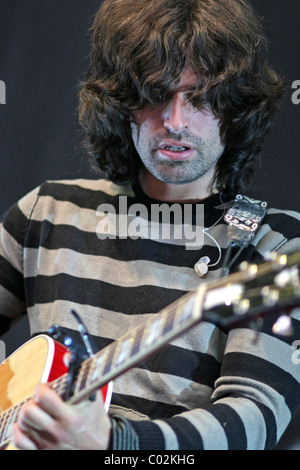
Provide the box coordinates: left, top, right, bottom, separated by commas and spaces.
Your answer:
138, 168, 217, 203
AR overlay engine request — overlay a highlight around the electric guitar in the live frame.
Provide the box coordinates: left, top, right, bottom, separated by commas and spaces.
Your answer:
1, 250, 300, 450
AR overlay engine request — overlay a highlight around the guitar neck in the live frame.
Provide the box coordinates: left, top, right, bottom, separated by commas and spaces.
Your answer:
64, 261, 267, 404
65, 285, 208, 404
69, 251, 300, 404
0, 281, 221, 447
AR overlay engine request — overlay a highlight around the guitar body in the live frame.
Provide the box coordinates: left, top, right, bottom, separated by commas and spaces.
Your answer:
0, 335, 112, 449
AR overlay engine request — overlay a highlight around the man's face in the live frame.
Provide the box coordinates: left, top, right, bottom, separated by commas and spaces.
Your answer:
131, 68, 225, 186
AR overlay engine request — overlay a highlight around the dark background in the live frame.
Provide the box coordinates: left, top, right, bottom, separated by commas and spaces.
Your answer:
0, 0, 299, 450
0, 0, 299, 216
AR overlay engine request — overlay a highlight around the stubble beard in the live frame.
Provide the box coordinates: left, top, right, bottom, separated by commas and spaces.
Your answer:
142, 140, 223, 185
132, 125, 225, 186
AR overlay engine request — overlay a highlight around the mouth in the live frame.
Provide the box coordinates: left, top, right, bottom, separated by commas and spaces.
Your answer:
157, 141, 195, 161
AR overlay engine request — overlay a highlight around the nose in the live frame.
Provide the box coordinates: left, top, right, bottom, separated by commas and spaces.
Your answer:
162, 93, 189, 134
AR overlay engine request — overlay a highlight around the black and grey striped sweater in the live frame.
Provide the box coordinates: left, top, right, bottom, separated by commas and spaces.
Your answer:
1, 178, 300, 450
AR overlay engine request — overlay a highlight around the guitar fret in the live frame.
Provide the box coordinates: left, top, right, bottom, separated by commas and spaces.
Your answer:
0, 402, 23, 447
52, 376, 66, 396
173, 295, 194, 325
102, 342, 118, 377
0, 410, 8, 445
89, 350, 109, 385
80, 293, 196, 394
0, 292, 200, 418
3, 408, 13, 441
130, 327, 145, 358
74, 360, 91, 395
0, 410, 6, 443
5, 406, 19, 441
91, 354, 104, 381
113, 336, 134, 368
162, 311, 176, 336
0, 289, 203, 417
67, 293, 201, 402
141, 317, 165, 350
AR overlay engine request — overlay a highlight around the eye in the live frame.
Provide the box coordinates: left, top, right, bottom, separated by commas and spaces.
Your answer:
157, 92, 174, 103
188, 94, 209, 112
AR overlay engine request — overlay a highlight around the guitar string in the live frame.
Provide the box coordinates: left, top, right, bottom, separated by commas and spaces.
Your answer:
1, 254, 293, 446
0, 286, 207, 443
75, 292, 196, 394
0, 277, 225, 442
29, 292, 196, 407
1, 253, 296, 445
0, 273, 209, 440
0, 373, 71, 445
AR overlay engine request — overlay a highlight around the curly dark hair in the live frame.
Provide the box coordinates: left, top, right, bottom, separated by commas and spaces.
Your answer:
78, 0, 286, 194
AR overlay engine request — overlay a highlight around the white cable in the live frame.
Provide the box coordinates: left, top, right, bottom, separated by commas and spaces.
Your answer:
202, 192, 226, 268
194, 193, 227, 277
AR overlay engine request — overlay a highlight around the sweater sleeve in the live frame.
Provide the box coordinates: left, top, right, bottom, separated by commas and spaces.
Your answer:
0, 187, 40, 334
109, 317, 300, 450
110, 238, 300, 450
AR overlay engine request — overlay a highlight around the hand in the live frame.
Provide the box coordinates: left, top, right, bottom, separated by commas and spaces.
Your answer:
12, 383, 112, 450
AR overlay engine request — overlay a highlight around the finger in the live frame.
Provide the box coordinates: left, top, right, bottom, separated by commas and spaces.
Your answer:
18, 397, 56, 432
12, 423, 38, 451
13, 420, 58, 450
34, 383, 71, 421
73, 389, 105, 411
17, 401, 65, 449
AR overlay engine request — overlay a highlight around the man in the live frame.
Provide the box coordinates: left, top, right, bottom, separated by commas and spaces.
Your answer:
1, 0, 300, 450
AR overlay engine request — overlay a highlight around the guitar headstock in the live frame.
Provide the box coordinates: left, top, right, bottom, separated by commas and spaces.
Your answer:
204, 250, 300, 334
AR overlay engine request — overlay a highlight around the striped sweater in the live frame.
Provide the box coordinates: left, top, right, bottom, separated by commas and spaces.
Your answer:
1, 178, 300, 450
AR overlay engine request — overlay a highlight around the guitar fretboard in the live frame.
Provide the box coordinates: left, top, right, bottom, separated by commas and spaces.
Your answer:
0, 285, 205, 447
0, 377, 67, 448
69, 286, 205, 404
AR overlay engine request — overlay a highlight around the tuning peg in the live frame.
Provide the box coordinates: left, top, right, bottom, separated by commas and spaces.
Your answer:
263, 251, 277, 262
263, 251, 288, 267
261, 286, 279, 306
272, 315, 294, 336
238, 261, 258, 277
274, 266, 299, 288
233, 298, 250, 316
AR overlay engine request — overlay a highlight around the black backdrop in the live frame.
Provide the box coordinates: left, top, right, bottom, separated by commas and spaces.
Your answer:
0, 0, 300, 450
0, 0, 299, 215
